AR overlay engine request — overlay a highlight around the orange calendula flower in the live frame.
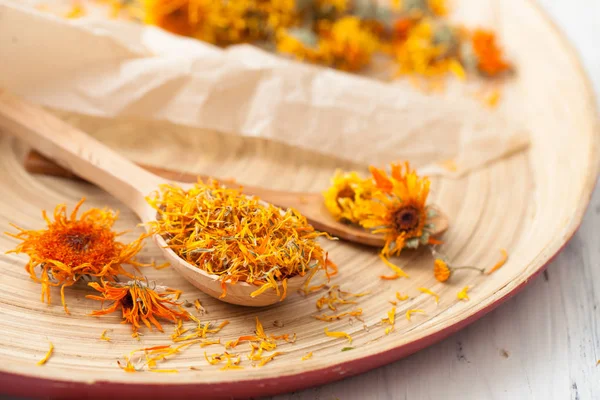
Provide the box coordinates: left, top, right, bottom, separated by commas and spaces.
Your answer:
358, 162, 436, 274
322, 170, 374, 224
394, 19, 464, 81
6, 198, 149, 314
433, 259, 451, 282
432, 248, 503, 282
87, 279, 189, 335
471, 29, 512, 77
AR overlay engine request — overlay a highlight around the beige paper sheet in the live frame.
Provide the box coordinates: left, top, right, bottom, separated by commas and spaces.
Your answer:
0, 1, 529, 177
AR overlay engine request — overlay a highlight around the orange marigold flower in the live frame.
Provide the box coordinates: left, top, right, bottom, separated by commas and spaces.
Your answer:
359, 163, 433, 274
432, 257, 484, 282
87, 279, 189, 335
434, 259, 451, 282
471, 29, 512, 77
6, 198, 149, 314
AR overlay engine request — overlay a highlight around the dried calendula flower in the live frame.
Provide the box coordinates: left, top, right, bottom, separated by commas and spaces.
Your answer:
6, 198, 150, 314
87, 279, 189, 336
470, 29, 512, 77
280, 16, 380, 72
323, 170, 374, 224
432, 248, 507, 282
394, 18, 464, 80
433, 258, 483, 283
317, 16, 381, 72
143, 0, 298, 47
147, 180, 335, 300
359, 162, 436, 276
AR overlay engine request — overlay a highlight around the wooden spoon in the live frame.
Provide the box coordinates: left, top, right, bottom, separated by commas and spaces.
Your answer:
23, 151, 449, 248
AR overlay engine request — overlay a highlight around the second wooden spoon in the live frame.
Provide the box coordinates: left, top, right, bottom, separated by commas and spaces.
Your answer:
23, 151, 449, 247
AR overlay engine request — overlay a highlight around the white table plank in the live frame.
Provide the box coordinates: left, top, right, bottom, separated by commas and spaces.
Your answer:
270, 1, 600, 398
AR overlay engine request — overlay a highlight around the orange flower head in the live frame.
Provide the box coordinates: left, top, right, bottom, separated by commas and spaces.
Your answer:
87, 279, 189, 335
360, 162, 431, 257
434, 258, 451, 282
471, 29, 512, 77
6, 198, 148, 314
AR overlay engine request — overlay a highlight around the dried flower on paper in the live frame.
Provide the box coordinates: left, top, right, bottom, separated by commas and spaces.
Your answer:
393, 19, 463, 81
470, 29, 512, 77
147, 180, 336, 300
87, 279, 189, 335
105, 0, 513, 87
143, 0, 298, 47
6, 198, 150, 314
279, 16, 380, 72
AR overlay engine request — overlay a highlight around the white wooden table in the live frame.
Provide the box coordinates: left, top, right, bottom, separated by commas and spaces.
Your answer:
269, 1, 600, 398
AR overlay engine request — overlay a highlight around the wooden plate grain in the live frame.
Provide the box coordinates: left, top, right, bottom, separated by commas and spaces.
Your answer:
0, 0, 598, 398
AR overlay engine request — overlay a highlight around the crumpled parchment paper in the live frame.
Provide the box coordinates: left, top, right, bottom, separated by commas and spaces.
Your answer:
0, 1, 529, 177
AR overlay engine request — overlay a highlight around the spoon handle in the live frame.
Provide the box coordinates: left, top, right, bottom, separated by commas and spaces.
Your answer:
0, 90, 162, 219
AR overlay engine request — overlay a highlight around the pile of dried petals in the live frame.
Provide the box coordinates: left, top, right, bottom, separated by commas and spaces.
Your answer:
104, 0, 514, 81
147, 180, 336, 300
323, 162, 438, 277
87, 279, 190, 337
225, 317, 295, 367
6, 198, 150, 313
315, 284, 369, 317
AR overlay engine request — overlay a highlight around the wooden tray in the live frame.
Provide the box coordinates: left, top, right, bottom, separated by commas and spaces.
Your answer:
0, 0, 598, 398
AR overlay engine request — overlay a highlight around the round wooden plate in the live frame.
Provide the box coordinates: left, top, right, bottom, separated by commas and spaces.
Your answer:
0, 0, 598, 398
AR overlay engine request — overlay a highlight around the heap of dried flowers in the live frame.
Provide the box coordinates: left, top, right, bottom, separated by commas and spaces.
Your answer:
146, 180, 336, 300
83, 0, 512, 82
